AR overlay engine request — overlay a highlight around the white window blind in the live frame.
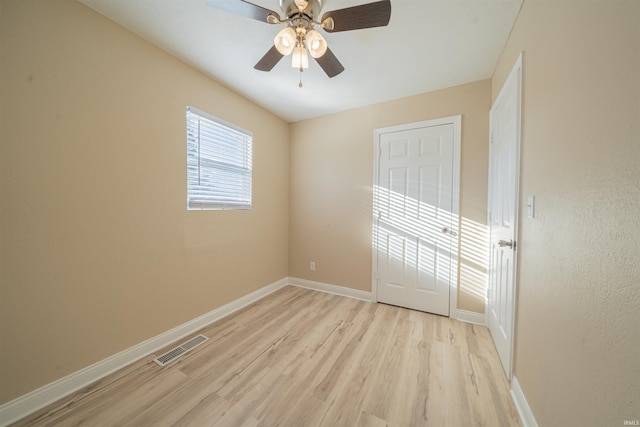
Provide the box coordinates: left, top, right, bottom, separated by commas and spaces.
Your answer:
186, 106, 252, 210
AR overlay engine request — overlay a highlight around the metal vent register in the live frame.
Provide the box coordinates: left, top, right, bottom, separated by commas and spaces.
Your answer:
153, 334, 209, 367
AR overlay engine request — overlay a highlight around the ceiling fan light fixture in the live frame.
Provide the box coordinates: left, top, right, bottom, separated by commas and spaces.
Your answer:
207, 0, 392, 82
274, 27, 296, 55
305, 29, 327, 58
291, 45, 309, 69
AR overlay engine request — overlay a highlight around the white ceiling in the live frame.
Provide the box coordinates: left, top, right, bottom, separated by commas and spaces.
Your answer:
78, 0, 522, 122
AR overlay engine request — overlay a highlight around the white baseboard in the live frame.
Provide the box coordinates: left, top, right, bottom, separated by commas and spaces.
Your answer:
287, 277, 373, 302
455, 309, 486, 326
0, 277, 289, 427
288, 279, 482, 324
511, 376, 539, 427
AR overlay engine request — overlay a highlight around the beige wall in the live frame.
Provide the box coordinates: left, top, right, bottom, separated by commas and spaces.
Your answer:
289, 80, 491, 313
0, 0, 289, 404
492, 0, 640, 425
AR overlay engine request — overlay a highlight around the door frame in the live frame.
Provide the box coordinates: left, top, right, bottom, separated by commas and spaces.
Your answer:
487, 52, 523, 379
372, 115, 461, 317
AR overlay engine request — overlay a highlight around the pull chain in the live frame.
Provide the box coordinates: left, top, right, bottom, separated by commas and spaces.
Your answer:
298, 39, 304, 88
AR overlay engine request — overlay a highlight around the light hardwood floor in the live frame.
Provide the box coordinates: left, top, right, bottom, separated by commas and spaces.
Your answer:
14, 286, 522, 426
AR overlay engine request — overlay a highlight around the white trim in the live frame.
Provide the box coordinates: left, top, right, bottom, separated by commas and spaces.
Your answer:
0, 278, 289, 427
511, 376, 539, 427
372, 115, 462, 317
287, 277, 373, 302
509, 52, 523, 379
455, 309, 486, 326
449, 115, 461, 317
371, 124, 381, 304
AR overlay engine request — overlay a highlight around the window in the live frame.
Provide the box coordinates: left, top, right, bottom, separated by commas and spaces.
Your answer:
186, 106, 252, 210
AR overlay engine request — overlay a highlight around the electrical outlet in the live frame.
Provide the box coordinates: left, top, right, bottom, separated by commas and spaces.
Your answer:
309, 261, 316, 271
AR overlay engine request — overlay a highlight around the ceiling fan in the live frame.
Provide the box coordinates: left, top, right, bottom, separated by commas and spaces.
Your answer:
204, 0, 391, 85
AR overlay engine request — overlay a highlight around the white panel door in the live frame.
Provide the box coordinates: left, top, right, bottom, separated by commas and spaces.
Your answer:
488, 54, 522, 377
374, 120, 459, 316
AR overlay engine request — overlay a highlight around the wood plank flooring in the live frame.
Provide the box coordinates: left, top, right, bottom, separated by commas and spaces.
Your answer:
13, 286, 522, 426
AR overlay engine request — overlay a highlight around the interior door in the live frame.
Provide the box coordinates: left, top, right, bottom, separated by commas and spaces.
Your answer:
487, 54, 522, 377
374, 118, 460, 316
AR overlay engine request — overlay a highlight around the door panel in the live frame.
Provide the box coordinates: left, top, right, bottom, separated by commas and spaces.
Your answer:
419, 165, 441, 217
488, 54, 522, 377
375, 122, 458, 316
417, 237, 437, 291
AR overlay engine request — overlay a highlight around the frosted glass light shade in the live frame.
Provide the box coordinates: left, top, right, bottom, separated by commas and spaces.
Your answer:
306, 30, 327, 58
274, 27, 296, 55
291, 46, 309, 69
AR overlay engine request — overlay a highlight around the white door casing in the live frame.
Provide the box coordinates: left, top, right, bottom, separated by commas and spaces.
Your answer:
373, 116, 461, 316
487, 53, 522, 378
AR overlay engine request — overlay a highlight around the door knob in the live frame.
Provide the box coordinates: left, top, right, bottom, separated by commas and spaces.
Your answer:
441, 227, 458, 237
497, 239, 514, 249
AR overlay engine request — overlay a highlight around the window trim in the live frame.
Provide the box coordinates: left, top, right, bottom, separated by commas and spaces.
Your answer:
186, 106, 253, 211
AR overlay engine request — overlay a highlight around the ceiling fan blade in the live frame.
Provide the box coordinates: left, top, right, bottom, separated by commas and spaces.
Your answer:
254, 46, 284, 72
204, 0, 279, 23
321, 0, 391, 33
314, 47, 345, 78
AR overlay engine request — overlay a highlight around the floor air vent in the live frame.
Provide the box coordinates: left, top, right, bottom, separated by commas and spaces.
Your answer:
153, 334, 209, 367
